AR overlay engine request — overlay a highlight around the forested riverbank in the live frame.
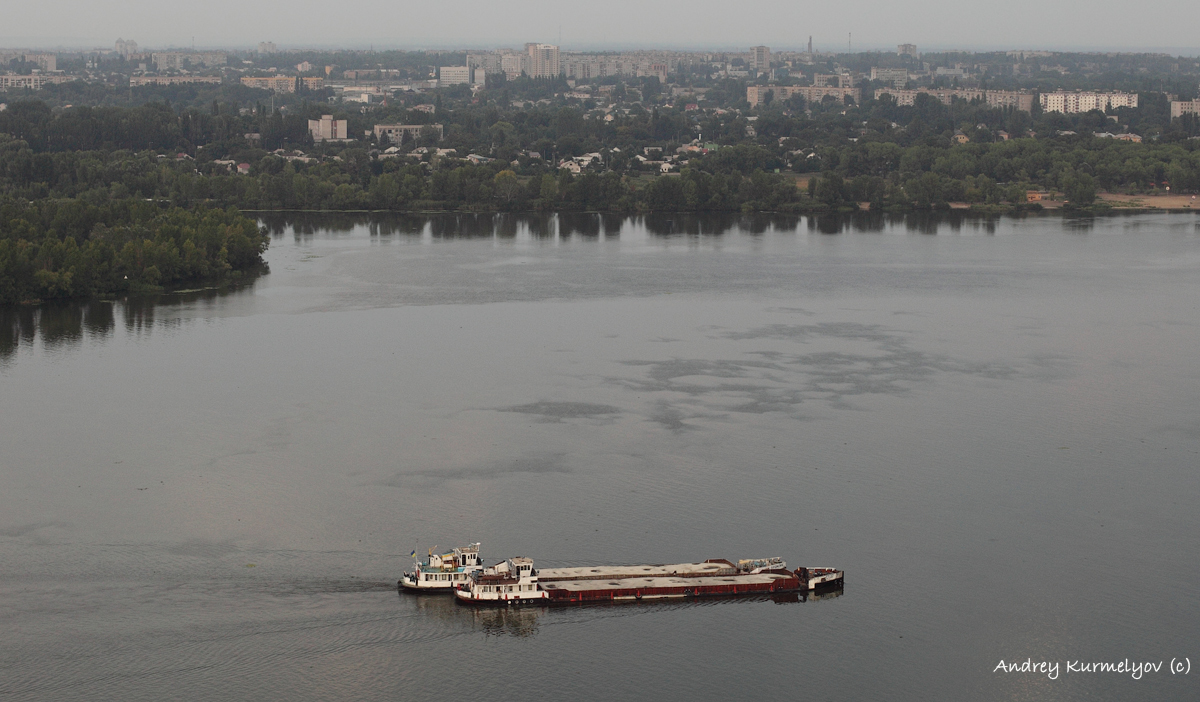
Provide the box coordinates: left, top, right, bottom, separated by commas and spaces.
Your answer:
0, 200, 267, 304
3, 90, 1200, 302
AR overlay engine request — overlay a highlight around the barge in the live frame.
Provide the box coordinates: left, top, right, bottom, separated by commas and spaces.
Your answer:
399, 543, 483, 592
453, 556, 843, 606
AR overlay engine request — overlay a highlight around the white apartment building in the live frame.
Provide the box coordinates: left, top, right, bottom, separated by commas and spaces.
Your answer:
1039, 90, 1138, 113
439, 65, 471, 87
115, 39, 138, 57
1170, 99, 1200, 119
258, 42, 277, 54
525, 43, 560, 79
153, 52, 227, 70
750, 46, 771, 74
870, 67, 908, 87
308, 115, 348, 142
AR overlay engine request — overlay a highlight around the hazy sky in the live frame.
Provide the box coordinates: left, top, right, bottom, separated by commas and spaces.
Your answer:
3, 0, 1199, 54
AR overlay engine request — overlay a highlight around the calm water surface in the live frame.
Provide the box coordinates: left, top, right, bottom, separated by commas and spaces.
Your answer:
2, 213, 1199, 700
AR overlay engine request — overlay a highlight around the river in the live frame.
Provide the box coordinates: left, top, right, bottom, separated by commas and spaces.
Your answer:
2, 212, 1199, 700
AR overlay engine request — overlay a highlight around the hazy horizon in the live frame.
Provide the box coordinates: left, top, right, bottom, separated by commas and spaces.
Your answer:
2, 0, 1199, 57
3, 38, 1199, 58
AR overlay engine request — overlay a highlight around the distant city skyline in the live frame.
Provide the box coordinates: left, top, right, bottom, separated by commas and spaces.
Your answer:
2, 0, 1199, 55
3, 38, 1200, 58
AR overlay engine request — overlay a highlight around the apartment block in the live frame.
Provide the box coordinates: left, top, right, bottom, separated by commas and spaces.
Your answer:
153, 52, 227, 70
1169, 99, 1200, 119
875, 87, 1033, 112
131, 76, 221, 86
750, 46, 771, 74
373, 123, 445, 143
22, 53, 56, 72
258, 42, 277, 54
241, 76, 298, 92
115, 39, 138, 56
308, 115, 348, 142
870, 67, 909, 87
1039, 91, 1138, 113
439, 66, 471, 87
814, 72, 857, 88
0, 74, 75, 89
500, 52, 527, 80
747, 84, 860, 108
525, 43, 560, 79
0, 74, 49, 89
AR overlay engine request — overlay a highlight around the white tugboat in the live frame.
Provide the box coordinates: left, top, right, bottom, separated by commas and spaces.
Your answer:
455, 556, 548, 604
399, 543, 483, 592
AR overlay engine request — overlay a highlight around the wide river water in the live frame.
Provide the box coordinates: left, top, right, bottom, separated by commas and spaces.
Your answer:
2, 212, 1199, 700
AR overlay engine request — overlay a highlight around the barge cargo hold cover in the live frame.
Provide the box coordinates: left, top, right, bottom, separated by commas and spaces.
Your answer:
541, 572, 800, 602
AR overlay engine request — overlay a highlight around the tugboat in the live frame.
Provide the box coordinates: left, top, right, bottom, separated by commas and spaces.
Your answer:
399, 543, 483, 592
454, 555, 843, 606
455, 556, 548, 604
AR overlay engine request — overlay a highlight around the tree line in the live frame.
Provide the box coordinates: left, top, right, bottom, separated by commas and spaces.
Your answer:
0, 198, 268, 304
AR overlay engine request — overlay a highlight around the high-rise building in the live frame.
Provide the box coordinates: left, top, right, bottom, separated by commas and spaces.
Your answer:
258, 42, 277, 54
115, 39, 138, 57
898, 44, 918, 57
525, 43, 560, 79
750, 46, 771, 74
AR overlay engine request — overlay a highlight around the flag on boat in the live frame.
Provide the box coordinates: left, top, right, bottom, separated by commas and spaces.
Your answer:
410, 549, 416, 558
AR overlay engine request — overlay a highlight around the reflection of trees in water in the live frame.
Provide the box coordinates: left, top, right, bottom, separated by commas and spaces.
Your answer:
0, 280, 260, 363
1, 302, 115, 363
558, 213, 602, 238
256, 211, 1019, 242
